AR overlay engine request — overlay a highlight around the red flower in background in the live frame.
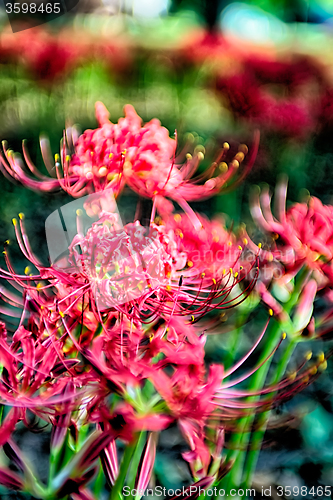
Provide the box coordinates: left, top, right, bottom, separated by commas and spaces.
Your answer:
247, 179, 333, 288
0, 27, 83, 81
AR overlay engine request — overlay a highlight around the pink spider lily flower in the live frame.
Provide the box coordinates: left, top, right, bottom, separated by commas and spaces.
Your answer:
1, 205, 258, 327
0, 103, 258, 212
163, 212, 252, 276
244, 179, 333, 289
0, 322, 86, 435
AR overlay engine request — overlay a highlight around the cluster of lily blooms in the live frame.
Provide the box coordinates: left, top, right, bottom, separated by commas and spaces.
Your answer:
0, 102, 332, 499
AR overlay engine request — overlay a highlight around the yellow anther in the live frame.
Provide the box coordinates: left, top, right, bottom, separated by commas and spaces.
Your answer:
201, 273, 205, 278
223, 269, 226, 275
59, 311, 65, 318
282, 332, 286, 339
186, 153, 192, 161
305, 351, 312, 361
5, 240, 10, 245
219, 162, 228, 173
187, 261, 193, 268
223, 142, 230, 150
240, 266, 243, 270
197, 152, 204, 161
12, 218, 17, 226
66, 155, 70, 163
228, 241, 232, 246
234, 272, 238, 278
99, 166, 108, 177
24, 266, 30, 275
18, 213, 25, 220
76, 209, 83, 216
194, 145, 205, 155
268, 253, 273, 262
235, 152, 245, 163
212, 278, 216, 285
239, 144, 248, 154
310, 366, 317, 375
269, 309, 274, 316
109, 153, 113, 159
289, 371, 297, 381
121, 149, 127, 155
318, 352, 325, 363
243, 238, 248, 245
231, 159, 239, 169
166, 285, 171, 291
149, 333, 154, 342
319, 360, 327, 372
258, 242, 262, 249
36, 283, 42, 290
55, 153, 60, 162
191, 315, 195, 322
174, 214, 182, 223
230, 267, 233, 274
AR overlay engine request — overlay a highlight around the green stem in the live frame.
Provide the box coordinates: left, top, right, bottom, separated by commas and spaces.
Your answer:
110, 440, 138, 500
225, 319, 282, 490
127, 432, 146, 493
242, 339, 297, 486
224, 316, 247, 372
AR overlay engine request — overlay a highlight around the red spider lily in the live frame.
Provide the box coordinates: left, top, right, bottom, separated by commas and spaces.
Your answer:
0, 321, 87, 426
0, 204, 258, 328
245, 178, 333, 289
0, 102, 258, 210
0, 27, 85, 82
217, 72, 314, 138
163, 212, 252, 276
215, 52, 325, 139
